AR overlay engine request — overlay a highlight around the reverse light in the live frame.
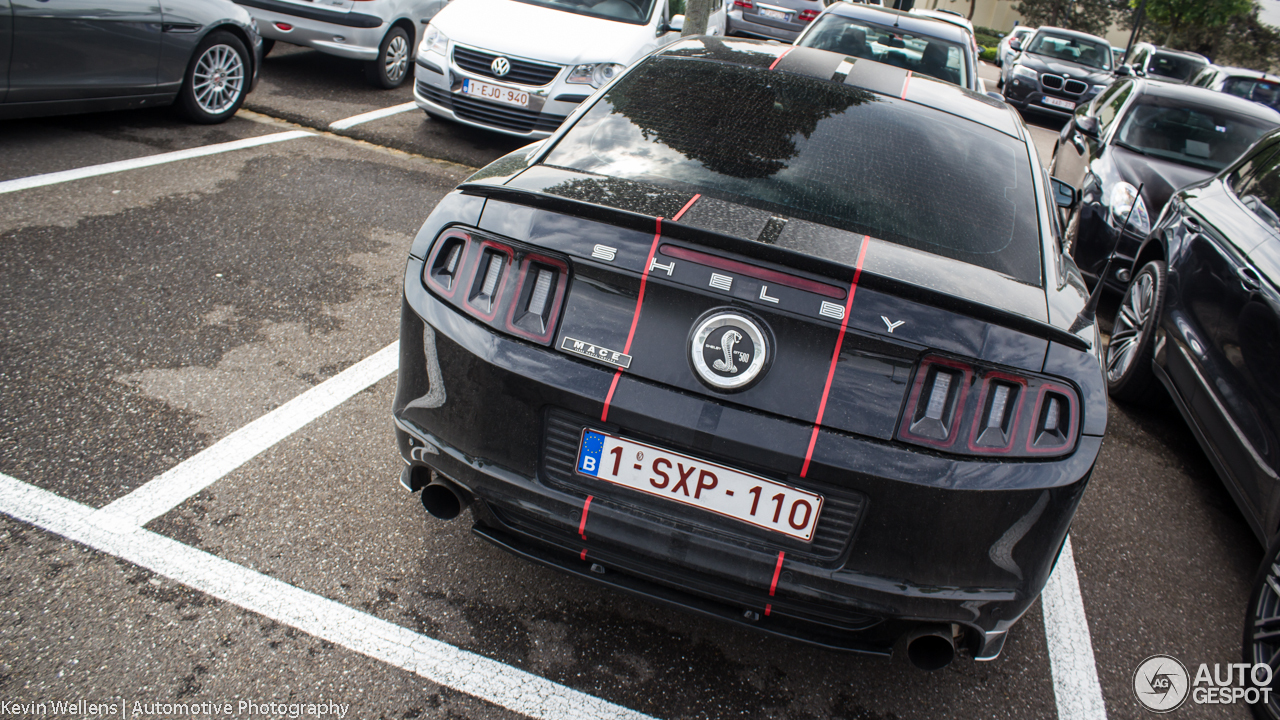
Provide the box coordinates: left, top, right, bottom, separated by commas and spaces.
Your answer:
897, 355, 1080, 458
567, 63, 626, 88
1109, 182, 1151, 236
422, 229, 569, 346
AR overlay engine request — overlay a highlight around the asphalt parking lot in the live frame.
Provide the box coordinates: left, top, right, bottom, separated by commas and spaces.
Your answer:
0, 51, 1262, 720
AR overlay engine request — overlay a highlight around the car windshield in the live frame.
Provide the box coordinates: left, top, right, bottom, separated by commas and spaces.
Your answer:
507, 0, 656, 24
1114, 101, 1275, 170
798, 14, 968, 88
1026, 32, 1110, 70
1224, 77, 1280, 111
1148, 52, 1205, 81
544, 56, 1042, 283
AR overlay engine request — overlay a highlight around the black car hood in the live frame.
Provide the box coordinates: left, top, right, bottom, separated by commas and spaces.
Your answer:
1017, 53, 1111, 84
1110, 144, 1215, 215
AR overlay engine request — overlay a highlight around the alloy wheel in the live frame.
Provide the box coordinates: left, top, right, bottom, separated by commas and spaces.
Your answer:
1106, 270, 1154, 384
385, 35, 409, 84
1247, 558, 1280, 718
192, 44, 246, 115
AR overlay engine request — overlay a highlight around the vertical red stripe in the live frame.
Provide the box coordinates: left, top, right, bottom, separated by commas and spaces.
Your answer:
672, 193, 701, 222
800, 236, 870, 478
769, 551, 785, 596
769, 47, 794, 71
901, 70, 912, 99
578, 495, 593, 538
764, 604, 772, 617
580, 549, 588, 560
600, 218, 664, 423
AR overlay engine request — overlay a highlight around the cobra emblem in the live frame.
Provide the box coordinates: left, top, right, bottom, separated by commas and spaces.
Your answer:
712, 330, 742, 373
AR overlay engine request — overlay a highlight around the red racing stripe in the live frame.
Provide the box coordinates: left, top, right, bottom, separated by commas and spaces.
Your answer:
901, 70, 912, 99
578, 495, 594, 538
765, 603, 772, 617
800, 235, 870, 478
769, 47, 795, 71
769, 550, 785, 596
580, 549, 588, 561
599, 195, 700, 423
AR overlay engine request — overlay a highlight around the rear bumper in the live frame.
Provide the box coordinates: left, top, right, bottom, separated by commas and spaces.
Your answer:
395, 250, 1101, 659
727, 12, 804, 42
237, 0, 388, 60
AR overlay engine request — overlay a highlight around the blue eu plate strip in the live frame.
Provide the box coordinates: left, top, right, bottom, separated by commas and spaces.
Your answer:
577, 431, 604, 476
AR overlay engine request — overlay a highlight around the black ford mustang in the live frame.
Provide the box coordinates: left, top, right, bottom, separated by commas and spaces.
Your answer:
393, 37, 1106, 669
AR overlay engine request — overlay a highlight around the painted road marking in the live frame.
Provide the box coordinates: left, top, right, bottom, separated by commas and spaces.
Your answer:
1042, 538, 1108, 720
0, 131, 313, 195
0, 472, 657, 720
94, 342, 399, 530
330, 102, 419, 130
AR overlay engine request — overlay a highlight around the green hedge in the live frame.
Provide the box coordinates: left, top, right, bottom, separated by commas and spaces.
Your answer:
976, 33, 1001, 49
980, 46, 999, 63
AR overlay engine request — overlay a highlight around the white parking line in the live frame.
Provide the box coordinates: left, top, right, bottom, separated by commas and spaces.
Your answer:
1042, 538, 1108, 720
94, 342, 400, 530
329, 102, 419, 130
0, 131, 313, 195
0, 472, 657, 720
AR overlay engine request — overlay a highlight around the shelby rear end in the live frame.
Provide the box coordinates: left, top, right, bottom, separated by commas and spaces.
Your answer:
393, 37, 1106, 669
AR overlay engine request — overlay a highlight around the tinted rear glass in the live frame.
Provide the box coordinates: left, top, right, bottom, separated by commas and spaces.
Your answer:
1147, 52, 1204, 81
1225, 77, 1280, 111
798, 13, 968, 88
543, 57, 1043, 284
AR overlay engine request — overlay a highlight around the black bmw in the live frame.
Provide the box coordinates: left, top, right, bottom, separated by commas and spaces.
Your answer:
393, 37, 1106, 668
999, 26, 1114, 120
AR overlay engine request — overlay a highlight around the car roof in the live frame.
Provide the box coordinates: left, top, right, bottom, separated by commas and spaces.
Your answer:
909, 8, 974, 32
1030, 25, 1109, 44
819, 2, 971, 43
1137, 43, 1208, 62
1131, 77, 1280, 121
1213, 64, 1280, 82
655, 38, 1021, 138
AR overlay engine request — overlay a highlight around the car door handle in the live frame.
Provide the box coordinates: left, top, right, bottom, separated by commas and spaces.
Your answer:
1239, 267, 1262, 291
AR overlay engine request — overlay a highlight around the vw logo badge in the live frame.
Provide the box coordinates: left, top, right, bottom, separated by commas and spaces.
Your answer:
490, 57, 511, 77
690, 311, 769, 391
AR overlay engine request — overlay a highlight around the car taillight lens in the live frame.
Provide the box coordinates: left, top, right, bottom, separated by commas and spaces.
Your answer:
799, 9, 819, 21
422, 229, 569, 346
897, 355, 1080, 458
734, 0, 753, 9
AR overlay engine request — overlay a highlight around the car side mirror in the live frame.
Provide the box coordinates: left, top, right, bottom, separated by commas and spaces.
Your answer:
1115, 64, 1132, 77
1074, 114, 1099, 137
1009, 37, 1022, 51
665, 14, 684, 33
1051, 177, 1080, 211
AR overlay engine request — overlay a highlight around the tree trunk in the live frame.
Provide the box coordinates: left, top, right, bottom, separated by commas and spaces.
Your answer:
683, 0, 711, 35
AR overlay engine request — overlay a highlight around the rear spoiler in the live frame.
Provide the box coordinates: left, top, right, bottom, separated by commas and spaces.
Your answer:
457, 182, 1091, 353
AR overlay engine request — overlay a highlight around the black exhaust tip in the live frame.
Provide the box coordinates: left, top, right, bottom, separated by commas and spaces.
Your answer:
421, 479, 463, 520
906, 627, 956, 671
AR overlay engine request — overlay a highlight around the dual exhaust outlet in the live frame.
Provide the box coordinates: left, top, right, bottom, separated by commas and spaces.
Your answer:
401, 464, 957, 670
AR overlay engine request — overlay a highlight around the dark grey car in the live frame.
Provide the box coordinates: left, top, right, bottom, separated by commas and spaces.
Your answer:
0, 0, 262, 123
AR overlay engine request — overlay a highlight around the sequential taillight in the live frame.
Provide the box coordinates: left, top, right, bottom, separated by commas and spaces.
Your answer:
421, 228, 570, 347
897, 355, 1080, 458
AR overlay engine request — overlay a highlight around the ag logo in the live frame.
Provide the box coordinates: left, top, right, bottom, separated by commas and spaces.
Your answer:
690, 311, 769, 391
490, 57, 511, 77
1133, 654, 1190, 713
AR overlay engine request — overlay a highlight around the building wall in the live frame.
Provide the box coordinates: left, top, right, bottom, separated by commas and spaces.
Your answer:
926, 0, 1134, 45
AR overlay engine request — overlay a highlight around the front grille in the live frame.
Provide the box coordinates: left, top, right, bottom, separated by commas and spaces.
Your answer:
1041, 73, 1088, 96
452, 45, 561, 86
1040, 73, 1063, 90
416, 80, 566, 134
540, 409, 867, 565
1064, 79, 1088, 94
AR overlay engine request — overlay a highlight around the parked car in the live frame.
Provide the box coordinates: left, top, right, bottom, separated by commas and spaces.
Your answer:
413, 0, 723, 138
1111, 45, 1125, 69
728, 0, 819, 42
1050, 78, 1279, 289
795, 4, 979, 92
1188, 64, 1280, 113
0, 0, 261, 123
999, 26, 1114, 120
998, 26, 1035, 68
394, 36, 1104, 670
234, 0, 443, 88
1116, 42, 1208, 83
909, 7, 973, 36
1246, 536, 1280, 719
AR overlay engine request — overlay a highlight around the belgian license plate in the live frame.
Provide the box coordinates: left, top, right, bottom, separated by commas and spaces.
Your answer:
759, 7, 790, 20
575, 429, 823, 542
1042, 96, 1075, 110
460, 78, 529, 108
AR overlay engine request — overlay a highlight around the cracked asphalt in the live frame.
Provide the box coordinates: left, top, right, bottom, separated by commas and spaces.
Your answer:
0, 53, 1260, 719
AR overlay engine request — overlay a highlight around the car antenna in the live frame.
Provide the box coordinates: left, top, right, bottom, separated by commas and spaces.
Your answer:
1069, 182, 1145, 337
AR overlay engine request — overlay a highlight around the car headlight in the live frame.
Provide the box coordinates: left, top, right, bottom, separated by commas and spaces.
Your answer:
567, 63, 626, 88
1012, 65, 1038, 81
421, 25, 448, 56
1109, 182, 1151, 236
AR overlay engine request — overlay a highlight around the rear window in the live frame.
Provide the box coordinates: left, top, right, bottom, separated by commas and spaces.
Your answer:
1147, 52, 1205, 81
798, 13, 968, 88
1224, 77, 1280, 111
543, 58, 1043, 284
